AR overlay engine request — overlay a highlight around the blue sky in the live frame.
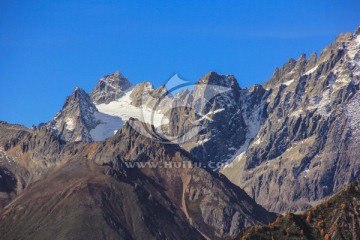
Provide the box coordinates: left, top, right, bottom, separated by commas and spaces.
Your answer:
0, 0, 359, 126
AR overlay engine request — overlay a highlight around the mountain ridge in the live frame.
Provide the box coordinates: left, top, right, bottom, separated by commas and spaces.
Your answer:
0, 119, 276, 240
26, 26, 360, 214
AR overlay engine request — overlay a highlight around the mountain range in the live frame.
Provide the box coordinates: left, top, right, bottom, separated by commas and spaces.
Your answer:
0, 26, 359, 239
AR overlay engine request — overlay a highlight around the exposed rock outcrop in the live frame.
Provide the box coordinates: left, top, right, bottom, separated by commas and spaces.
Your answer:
90, 71, 132, 104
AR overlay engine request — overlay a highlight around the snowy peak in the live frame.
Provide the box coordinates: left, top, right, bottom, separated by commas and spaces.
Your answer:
91, 84, 169, 142
90, 71, 132, 104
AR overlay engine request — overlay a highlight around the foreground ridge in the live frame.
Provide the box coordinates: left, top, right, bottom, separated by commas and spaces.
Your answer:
237, 180, 360, 240
0, 120, 276, 240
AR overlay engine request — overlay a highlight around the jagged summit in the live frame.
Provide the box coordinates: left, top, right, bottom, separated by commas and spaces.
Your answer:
90, 71, 132, 104
68, 86, 92, 104
46, 86, 98, 142
305, 52, 317, 72
196, 71, 240, 89
64, 86, 97, 116
264, 56, 304, 88
263, 27, 359, 90
223, 25, 360, 212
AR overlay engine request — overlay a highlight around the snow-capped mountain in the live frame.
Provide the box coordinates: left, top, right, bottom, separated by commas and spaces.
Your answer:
90, 85, 169, 141
2, 16, 360, 240
45, 26, 360, 214
47, 72, 169, 142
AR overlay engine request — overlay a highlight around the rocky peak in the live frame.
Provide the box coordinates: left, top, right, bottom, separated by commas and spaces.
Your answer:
165, 71, 247, 166
317, 32, 352, 64
294, 53, 307, 73
223, 26, 360, 213
67, 87, 97, 112
305, 52, 317, 72
264, 58, 297, 88
152, 85, 168, 97
248, 84, 266, 96
129, 81, 155, 107
90, 71, 132, 104
196, 71, 240, 89
63, 87, 98, 122
46, 87, 98, 142
173, 87, 191, 102
193, 71, 241, 110
128, 81, 173, 113
279, 58, 297, 76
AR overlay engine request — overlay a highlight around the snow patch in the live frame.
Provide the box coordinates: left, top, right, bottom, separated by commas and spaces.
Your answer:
290, 109, 304, 117
346, 35, 360, 59
306, 74, 335, 117
198, 138, 210, 145
304, 66, 318, 75
195, 108, 225, 123
65, 118, 75, 131
90, 112, 124, 141
91, 87, 169, 141
96, 87, 169, 127
282, 79, 294, 86
254, 138, 261, 145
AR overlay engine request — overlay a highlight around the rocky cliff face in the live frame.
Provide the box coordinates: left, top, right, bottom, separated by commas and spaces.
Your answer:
0, 120, 276, 240
90, 71, 132, 104
0, 122, 32, 209
237, 180, 360, 240
130, 81, 172, 113
165, 72, 249, 166
222, 28, 360, 212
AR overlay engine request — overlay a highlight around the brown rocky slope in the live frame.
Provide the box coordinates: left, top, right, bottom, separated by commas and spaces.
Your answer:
237, 180, 360, 240
0, 120, 276, 240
